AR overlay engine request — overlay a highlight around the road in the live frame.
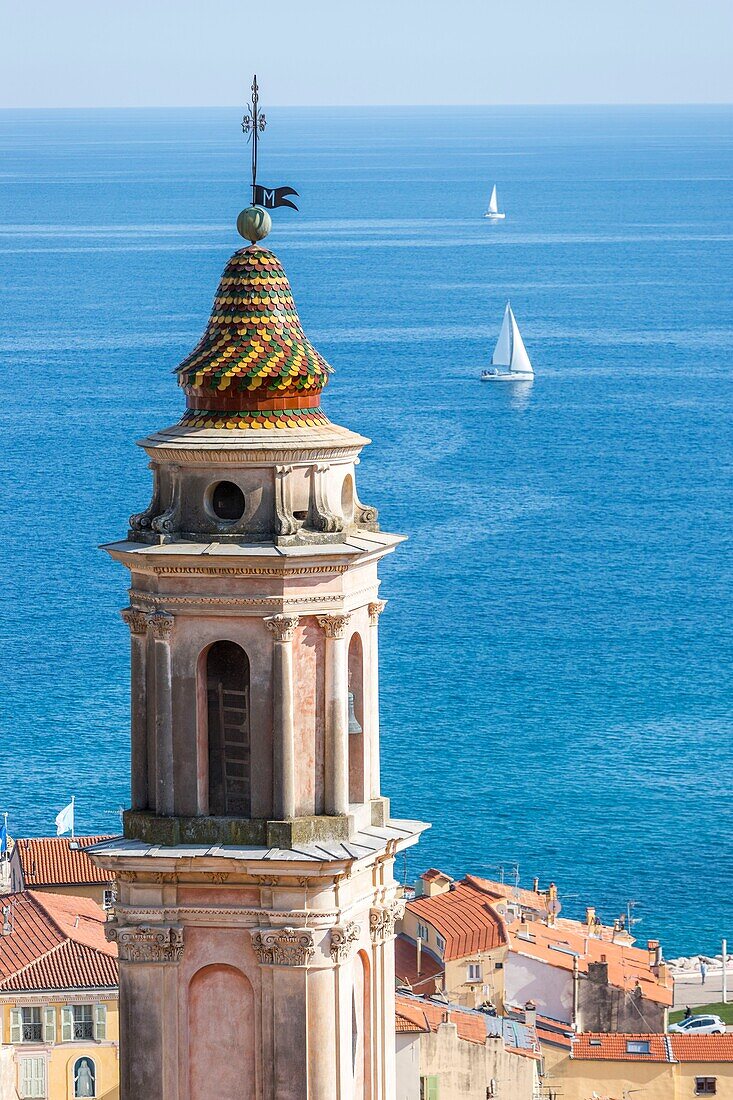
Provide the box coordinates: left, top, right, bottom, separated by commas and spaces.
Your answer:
673, 968, 733, 1008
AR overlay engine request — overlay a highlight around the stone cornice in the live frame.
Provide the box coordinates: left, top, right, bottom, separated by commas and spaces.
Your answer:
112, 905, 342, 926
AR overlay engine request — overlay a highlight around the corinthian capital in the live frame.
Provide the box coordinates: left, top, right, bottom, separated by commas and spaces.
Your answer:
368, 600, 387, 625
317, 614, 351, 640
149, 611, 174, 641
105, 922, 184, 963
121, 607, 148, 635
250, 927, 315, 966
265, 614, 300, 642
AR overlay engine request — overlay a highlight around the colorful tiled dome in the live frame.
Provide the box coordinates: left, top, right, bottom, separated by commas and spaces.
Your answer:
176, 244, 332, 430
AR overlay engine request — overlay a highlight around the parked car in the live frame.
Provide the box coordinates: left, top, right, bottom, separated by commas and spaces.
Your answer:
669, 1014, 726, 1035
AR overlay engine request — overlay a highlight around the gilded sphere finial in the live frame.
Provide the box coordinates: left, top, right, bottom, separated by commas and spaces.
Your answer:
236, 205, 271, 243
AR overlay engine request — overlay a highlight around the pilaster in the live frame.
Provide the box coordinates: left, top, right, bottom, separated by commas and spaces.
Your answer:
121, 607, 149, 810
265, 615, 299, 819
317, 614, 351, 815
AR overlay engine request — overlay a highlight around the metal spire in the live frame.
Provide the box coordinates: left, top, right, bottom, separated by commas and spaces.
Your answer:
241, 75, 267, 205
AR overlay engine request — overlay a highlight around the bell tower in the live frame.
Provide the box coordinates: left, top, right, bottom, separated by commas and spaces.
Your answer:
90, 204, 427, 1100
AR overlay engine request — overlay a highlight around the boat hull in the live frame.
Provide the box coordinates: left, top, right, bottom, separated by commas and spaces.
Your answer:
484, 213, 506, 220
481, 372, 533, 382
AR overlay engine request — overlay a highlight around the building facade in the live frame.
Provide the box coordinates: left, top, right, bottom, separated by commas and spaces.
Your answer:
89, 209, 426, 1099
0, 891, 119, 1099
8, 838, 115, 909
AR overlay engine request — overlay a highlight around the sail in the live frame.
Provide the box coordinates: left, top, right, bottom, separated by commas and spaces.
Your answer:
491, 303, 512, 366
509, 309, 533, 375
488, 185, 499, 214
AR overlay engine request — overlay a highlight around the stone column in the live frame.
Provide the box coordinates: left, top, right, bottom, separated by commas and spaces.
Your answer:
121, 608, 149, 811
367, 600, 386, 801
318, 614, 351, 815
149, 611, 174, 816
265, 614, 299, 820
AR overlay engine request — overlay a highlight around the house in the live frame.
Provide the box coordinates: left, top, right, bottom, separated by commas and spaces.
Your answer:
395, 993, 541, 1100
0, 890, 119, 1099
9, 838, 116, 909
400, 870, 673, 1030
542, 1031, 733, 1099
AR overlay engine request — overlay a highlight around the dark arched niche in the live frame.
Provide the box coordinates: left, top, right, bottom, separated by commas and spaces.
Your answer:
206, 641, 251, 816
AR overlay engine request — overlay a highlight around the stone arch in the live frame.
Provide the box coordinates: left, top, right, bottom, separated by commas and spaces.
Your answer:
72, 1055, 96, 1097
353, 949, 372, 1099
199, 640, 251, 816
348, 632, 366, 804
188, 964, 255, 1100
341, 473, 355, 524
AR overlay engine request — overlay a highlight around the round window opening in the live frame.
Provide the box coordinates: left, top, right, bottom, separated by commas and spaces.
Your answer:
210, 481, 246, 523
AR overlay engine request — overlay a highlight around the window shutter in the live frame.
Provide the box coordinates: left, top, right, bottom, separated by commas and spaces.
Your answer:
428, 1076, 440, 1100
42, 1007, 55, 1045
61, 1006, 73, 1042
10, 1008, 22, 1044
94, 1003, 107, 1041
20, 1056, 45, 1098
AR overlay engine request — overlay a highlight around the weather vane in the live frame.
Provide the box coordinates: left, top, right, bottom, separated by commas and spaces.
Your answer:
241, 75, 299, 212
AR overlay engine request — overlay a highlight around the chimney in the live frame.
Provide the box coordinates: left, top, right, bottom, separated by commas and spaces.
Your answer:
416, 936, 422, 977
524, 1000, 537, 1028
532, 877, 539, 893
647, 939, 662, 969
585, 906, 596, 930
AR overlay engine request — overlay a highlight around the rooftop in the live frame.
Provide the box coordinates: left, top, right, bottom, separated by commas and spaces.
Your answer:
395, 994, 540, 1057
464, 874, 550, 915
507, 918, 673, 1006
406, 877, 508, 962
394, 934, 443, 995
572, 1032, 733, 1063
13, 836, 114, 887
0, 891, 118, 993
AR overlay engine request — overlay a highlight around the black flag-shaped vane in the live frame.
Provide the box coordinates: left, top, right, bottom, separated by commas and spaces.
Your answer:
253, 185, 299, 211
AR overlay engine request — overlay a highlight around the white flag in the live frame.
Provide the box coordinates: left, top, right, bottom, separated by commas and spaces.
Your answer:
55, 799, 74, 837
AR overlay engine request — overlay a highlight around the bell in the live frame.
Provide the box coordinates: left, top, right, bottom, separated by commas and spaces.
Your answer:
347, 691, 362, 735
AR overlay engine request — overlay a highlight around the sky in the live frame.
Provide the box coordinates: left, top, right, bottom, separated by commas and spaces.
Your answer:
2, 0, 732, 108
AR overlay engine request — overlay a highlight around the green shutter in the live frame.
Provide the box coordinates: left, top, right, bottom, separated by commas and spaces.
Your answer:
421, 1076, 440, 1100
10, 1008, 21, 1044
43, 1007, 55, 1045
61, 1006, 73, 1042
94, 1004, 107, 1041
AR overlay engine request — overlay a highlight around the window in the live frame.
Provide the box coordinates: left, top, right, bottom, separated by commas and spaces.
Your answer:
73, 1006, 94, 1041
19, 1056, 46, 1098
696, 1079, 717, 1096
467, 963, 481, 983
206, 641, 251, 816
625, 1040, 650, 1054
416, 923, 429, 941
436, 934, 446, 954
15, 1008, 42, 1044
74, 1057, 96, 1098
102, 889, 115, 911
420, 1076, 439, 1100
208, 481, 246, 523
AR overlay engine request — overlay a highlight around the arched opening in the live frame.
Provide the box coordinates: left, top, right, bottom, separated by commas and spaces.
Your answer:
206, 641, 251, 816
73, 1057, 96, 1098
348, 633, 365, 804
353, 950, 372, 1099
189, 965, 255, 1100
341, 474, 355, 524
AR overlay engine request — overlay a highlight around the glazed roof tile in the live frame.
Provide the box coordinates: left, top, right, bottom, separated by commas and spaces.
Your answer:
0, 891, 117, 993
175, 245, 331, 428
14, 836, 114, 887
406, 877, 508, 961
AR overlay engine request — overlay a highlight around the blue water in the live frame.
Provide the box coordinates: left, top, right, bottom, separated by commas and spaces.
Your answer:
0, 106, 731, 956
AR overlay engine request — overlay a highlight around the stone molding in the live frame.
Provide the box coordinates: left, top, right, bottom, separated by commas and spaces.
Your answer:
149, 611, 174, 640
317, 613, 351, 640
368, 599, 387, 625
330, 921, 361, 963
127, 583, 378, 611
250, 927, 315, 966
113, 905, 341, 925
265, 614, 300, 642
138, 565, 349, 577
369, 900, 405, 944
141, 446, 365, 465
120, 607, 148, 635
105, 922, 184, 963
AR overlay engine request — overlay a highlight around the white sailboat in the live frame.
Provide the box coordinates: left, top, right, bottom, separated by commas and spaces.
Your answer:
484, 185, 505, 220
481, 302, 534, 381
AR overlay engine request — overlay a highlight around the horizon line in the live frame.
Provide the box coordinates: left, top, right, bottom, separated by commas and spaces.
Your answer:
1, 101, 732, 112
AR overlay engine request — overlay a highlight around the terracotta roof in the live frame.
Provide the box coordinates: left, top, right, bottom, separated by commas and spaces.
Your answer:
507, 919, 673, 1006
573, 1032, 733, 1063
0, 891, 118, 993
465, 875, 550, 914
395, 935, 443, 995
572, 1033, 670, 1061
14, 836, 114, 887
669, 1035, 733, 1062
536, 1024, 574, 1050
176, 245, 332, 431
395, 995, 487, 1045
421, 869, 453, 884
407, 878, 508, 962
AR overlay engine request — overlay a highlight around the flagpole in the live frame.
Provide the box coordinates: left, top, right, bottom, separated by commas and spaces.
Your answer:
71, 796, 75, 841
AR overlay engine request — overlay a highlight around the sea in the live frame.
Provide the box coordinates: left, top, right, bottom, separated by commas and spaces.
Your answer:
0, 106, 731, 957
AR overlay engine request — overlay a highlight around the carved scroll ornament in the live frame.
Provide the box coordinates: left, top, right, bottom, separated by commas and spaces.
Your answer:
105, 922, 184, 963
369, 900, 405, 944
330, 921, 360, 963
121, 608, 148, 635
250, 927, 315, 966
265, 614, 300, 643
317, 613, 351, 640
368, 600, 387, 626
